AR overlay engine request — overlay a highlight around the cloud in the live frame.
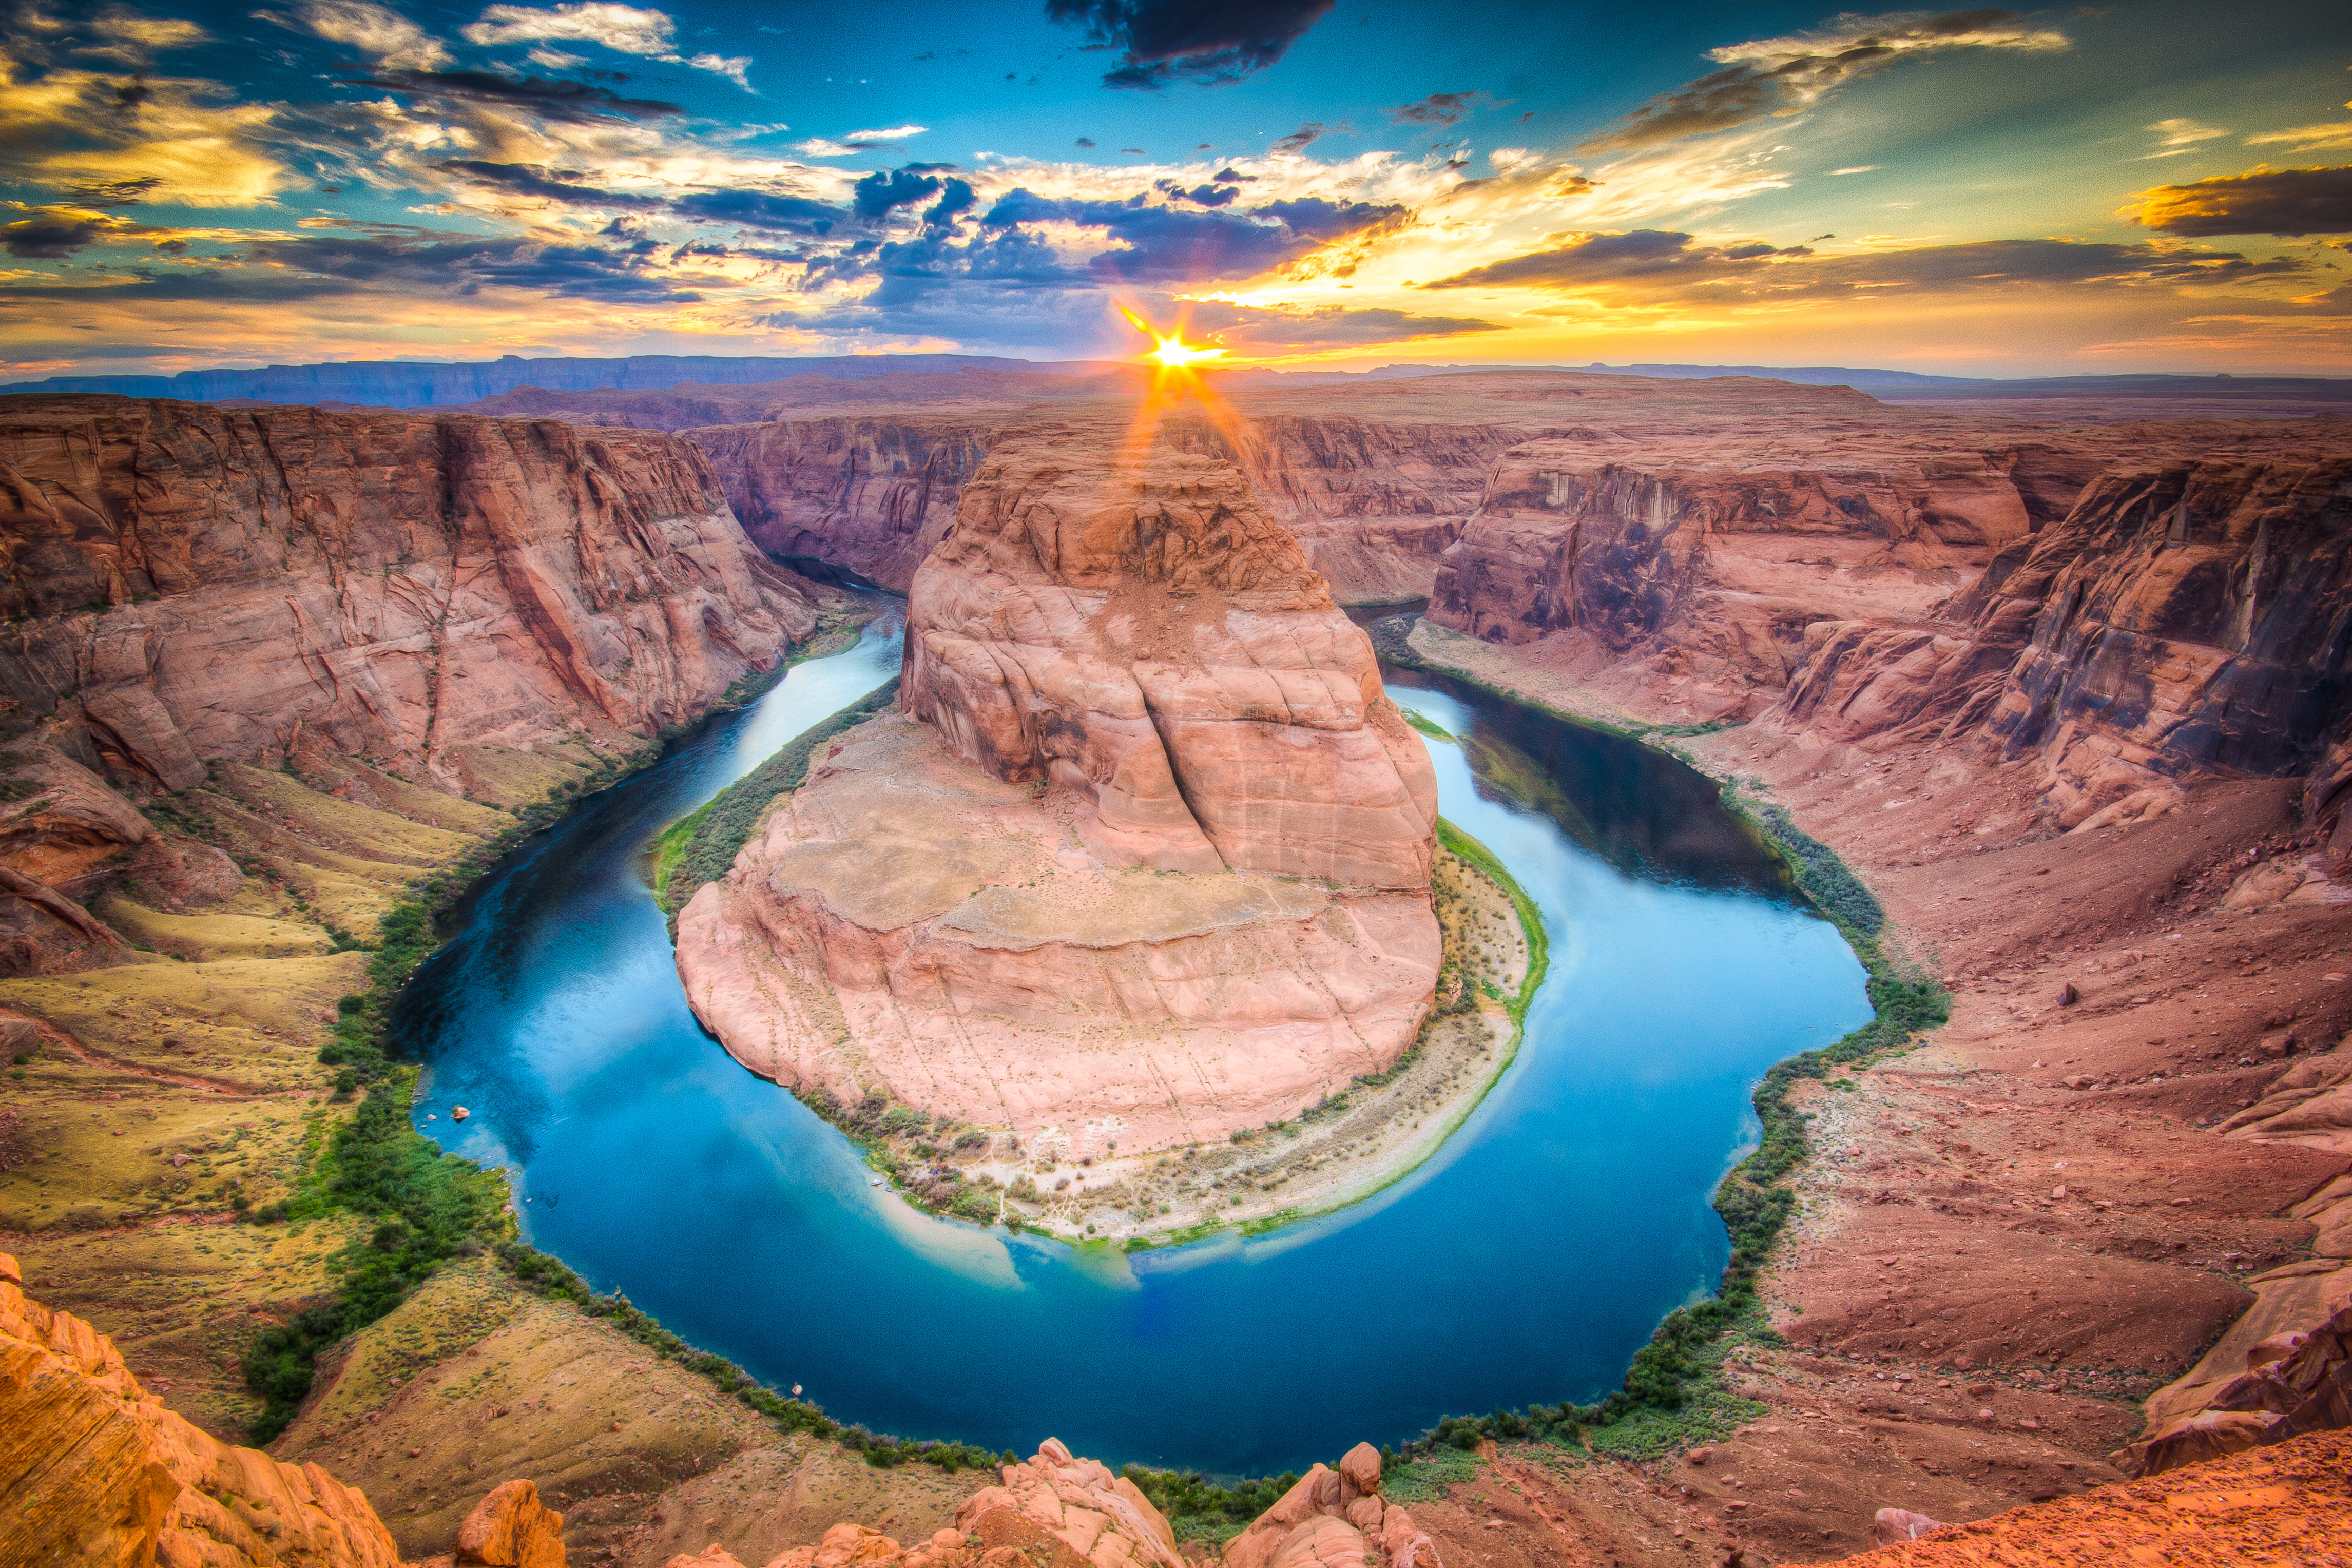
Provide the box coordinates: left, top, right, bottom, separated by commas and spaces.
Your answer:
1044, 0, 1336, 90
2246, 118, 2352, 156
459, 3, 750, 85
1824, 165, 1879, 176
2139, 118, 2226, 159
795, 126, 928, 158
352, 68, 684, 122
3, 207, 127, 257
1269, 122, 1321, 155
436, 158, 667, 206
922, 179, 976, 227
243, 225, 704, 300
1184, 301, 1499, 347
1582, 8, 2069, 152
59, 176, 166, 207
668, 187, 843, 235
526, 46, 586, 68
299, 0, 453, 70
60, 10, 205, 66
0, 54, 287, 206
1389, 91, 1490, 129
980, 188, 1406, 282
854, 166, 942, 219
1421, 230, 2302, 313
2131, 166, 2352, 237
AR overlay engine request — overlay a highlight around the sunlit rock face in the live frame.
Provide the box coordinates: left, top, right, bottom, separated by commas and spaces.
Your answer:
676, 444, 1440, 1152
902, 446, 1440, 888
1773, 448, 2352, 826
0, 396, 826, 788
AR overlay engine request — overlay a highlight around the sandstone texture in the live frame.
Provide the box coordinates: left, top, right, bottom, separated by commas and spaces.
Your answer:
1, 1248, 407, 1568
678, 447, 1438, 1150
0, 394, 831, 974
1776, 436, 2352, 827
0, 396, 827, 784
1820, 1428, 2352, 1565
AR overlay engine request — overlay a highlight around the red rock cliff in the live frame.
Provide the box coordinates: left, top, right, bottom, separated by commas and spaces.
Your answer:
0, 396, 827, 792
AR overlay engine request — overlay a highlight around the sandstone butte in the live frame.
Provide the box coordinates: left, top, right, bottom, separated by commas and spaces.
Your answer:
674, 444, 1441, 1151
0, 395, 832, 972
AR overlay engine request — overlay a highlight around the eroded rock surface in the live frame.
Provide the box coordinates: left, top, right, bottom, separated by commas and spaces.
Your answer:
0, 1249, 406, 1568
678, 446, 1438, 1150
0, 397, 828, 789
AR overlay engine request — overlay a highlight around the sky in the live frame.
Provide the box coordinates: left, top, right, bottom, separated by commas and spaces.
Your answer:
4, 0, 2350, 378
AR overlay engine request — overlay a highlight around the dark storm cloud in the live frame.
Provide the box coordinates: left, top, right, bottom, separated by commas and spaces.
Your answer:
1044, 0, 1337, 90
980, 189, 1405, 281
352, 69, 683, 123
1423, 230, 2300, 299
3, 210, 118, 258
854, 167, 944, 220
1186, 301, 1500, 345
1389, 92, 1489, 128
437, 160, 668, 207
240, 230, 703, 301
2134, 167, 2352, 238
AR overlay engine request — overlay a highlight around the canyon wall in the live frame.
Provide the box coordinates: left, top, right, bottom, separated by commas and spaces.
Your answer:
1771, 441, 2352, 825
686, 417, 1005, 590
676, 444, 1440, 1150
0, 393, 831, 973
1421, 382, 2116, 721
0, 397, 828, 788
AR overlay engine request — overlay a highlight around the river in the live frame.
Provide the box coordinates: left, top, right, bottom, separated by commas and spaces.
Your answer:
397, 606, 1869, 1476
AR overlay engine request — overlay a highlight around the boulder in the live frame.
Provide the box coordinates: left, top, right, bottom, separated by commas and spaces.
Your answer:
1337, 1443, 1380, 1503
454, 1478, 565, 1568
1871, 1508, 1941, 1545
0, 1251, 404, 1568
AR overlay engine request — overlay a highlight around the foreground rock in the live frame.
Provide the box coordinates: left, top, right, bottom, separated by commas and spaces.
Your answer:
1, 1249, 405, 1567
1823, 1428, 2352, 1564
678, 447, 1439, 1150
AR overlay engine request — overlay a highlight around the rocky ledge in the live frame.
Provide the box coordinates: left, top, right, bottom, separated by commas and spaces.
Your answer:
676, 446, 1440, 1154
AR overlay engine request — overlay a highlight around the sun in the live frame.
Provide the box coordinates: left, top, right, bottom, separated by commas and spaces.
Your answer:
1145, 333, 1225, 369
1120, 305, 1226, 370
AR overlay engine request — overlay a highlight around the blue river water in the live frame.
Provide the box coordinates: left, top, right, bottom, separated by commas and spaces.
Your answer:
396, 609, 1869, 1476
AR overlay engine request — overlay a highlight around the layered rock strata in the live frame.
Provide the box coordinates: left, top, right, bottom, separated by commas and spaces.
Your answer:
1774, 441, 2352, 825
1, 1250, 406, 1568
1, 396, 826, 784
677, 448, 1439, 1149
0, 395, 828, 971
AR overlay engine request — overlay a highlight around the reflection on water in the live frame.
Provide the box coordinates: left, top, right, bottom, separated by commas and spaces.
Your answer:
398, 606, 1869, 1476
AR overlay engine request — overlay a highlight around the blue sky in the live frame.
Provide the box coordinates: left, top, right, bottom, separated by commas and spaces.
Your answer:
4, 0, 2349, 376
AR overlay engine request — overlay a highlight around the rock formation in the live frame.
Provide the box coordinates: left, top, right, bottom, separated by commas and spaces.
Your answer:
689, 416, 1003, 589
1216, 1444, 1433, 1568
1422, 380, 2118, 720
676, 446, 1439, 1150
0, 394, 831, 971
1772, 442, 2352, 826
1, 1250, 407, 1567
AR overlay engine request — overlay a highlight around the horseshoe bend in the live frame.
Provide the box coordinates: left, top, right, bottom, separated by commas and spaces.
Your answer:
9, 6, 2352, 1539
672, 445, 1446, 1158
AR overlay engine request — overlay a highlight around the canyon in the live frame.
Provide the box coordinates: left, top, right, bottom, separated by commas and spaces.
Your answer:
5, 366, 2352, 1568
